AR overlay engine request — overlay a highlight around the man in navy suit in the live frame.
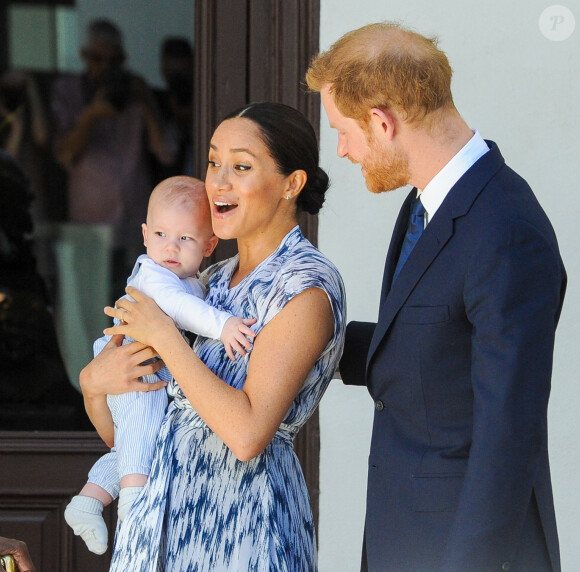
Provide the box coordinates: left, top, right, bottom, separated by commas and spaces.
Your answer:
307, 22, 566, 571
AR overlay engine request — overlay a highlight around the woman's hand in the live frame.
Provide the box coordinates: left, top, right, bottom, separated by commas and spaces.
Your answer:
104, 286, 177, 349
79, 333, 166, 447
80, 334, 166, 399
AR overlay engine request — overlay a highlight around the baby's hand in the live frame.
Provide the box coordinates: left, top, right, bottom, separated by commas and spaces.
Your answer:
221, 317, 257, 361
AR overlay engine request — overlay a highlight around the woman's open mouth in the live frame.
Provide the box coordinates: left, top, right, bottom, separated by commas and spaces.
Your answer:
214, 201, 238, 214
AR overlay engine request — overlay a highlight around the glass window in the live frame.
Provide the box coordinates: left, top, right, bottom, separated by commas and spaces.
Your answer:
8, 4, 80, 72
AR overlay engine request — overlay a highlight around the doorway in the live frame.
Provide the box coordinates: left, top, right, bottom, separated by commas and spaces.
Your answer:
194, 0, 322, 530
0, 3, 323, 568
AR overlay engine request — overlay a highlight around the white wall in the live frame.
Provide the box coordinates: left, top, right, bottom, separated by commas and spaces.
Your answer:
317, 2, 580, 571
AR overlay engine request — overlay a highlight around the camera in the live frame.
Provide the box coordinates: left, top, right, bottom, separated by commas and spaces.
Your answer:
103, 68, 132, 111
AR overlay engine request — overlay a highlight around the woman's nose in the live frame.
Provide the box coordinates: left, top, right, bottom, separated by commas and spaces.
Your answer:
209, 166, 231, 190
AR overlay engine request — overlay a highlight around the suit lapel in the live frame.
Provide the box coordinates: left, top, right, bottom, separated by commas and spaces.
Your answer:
367, 203, 454, 366
366, 141, 505, 369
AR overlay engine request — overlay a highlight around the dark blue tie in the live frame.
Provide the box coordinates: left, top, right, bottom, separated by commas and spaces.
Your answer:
392, 196, 426, 283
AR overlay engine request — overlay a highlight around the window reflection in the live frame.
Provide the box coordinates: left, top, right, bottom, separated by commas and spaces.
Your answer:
1, 3, 194, 422
8, 4, 79, 73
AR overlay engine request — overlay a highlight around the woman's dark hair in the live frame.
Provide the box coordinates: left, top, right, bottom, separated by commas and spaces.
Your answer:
222, 102, 330, 215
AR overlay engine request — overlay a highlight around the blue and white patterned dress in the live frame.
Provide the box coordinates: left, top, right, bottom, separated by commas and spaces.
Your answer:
109, 226, 346, 572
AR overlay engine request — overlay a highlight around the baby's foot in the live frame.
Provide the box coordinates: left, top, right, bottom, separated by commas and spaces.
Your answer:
118, 486, 143, 522
64, 495, 107, 555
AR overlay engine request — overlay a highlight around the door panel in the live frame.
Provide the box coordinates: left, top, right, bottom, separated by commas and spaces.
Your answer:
194, 0, 322, 527
0, 432, 116, 571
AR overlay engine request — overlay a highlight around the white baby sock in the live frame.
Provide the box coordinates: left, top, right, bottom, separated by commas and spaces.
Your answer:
117, 486, 143, 522
64, 495, 108, 555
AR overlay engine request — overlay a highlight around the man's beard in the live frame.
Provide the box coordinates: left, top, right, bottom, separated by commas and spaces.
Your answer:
357, 140, 410, 194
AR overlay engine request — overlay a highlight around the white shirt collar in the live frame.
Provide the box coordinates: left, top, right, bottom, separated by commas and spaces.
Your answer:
418, 130, 489, 224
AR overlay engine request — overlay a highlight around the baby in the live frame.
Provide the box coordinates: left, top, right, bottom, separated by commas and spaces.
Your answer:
64, 176, 255, 554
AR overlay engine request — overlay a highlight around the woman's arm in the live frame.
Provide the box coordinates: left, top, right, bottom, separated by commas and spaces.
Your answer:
106, 286, 334, 461
79, 334, 166, 447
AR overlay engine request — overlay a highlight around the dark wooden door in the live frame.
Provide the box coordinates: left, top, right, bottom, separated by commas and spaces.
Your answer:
0, 432, 116, 572
193, 0, 322, 527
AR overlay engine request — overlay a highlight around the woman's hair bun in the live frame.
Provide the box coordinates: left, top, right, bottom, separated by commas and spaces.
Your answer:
297, 166, 330, 215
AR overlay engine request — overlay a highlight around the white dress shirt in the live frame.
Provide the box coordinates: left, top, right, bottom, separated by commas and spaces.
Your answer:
418, 130, 489, 226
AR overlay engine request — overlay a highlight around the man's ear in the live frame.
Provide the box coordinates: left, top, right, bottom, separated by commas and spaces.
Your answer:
142, 223, 148, 247
369, 107, 397, 140
203, 235, 219, 257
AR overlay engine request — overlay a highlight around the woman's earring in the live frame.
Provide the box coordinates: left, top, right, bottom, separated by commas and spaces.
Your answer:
286, 195, 290, 200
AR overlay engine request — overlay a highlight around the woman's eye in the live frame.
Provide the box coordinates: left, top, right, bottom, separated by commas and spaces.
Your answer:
208, 160, 220, 168
235, 164, 251, 172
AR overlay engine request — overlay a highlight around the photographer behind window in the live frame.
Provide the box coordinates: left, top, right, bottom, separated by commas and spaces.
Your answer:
0, 149, 91, 431
0, 70, 47, 158
50, 18, 176, 291
150, 37, 194, 183
0, 70, 49, 222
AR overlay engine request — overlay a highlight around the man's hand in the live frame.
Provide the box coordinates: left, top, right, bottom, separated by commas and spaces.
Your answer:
0, 536, 35, 572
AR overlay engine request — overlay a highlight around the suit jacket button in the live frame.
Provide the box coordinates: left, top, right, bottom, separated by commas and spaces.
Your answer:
375, 400, 384, 411
501, 562, 512, 571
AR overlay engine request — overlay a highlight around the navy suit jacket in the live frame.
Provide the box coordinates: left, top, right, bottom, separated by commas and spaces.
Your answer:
340, 142, 566, 571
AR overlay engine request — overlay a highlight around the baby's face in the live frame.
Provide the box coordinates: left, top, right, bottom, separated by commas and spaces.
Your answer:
143, 202, 215, 279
